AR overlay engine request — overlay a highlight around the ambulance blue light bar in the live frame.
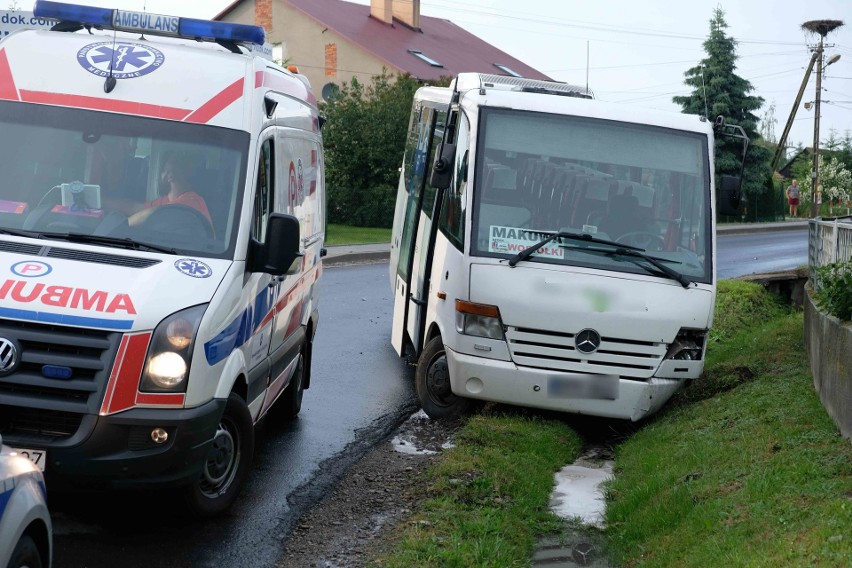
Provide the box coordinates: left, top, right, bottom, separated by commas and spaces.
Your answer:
33, 1, 266, 45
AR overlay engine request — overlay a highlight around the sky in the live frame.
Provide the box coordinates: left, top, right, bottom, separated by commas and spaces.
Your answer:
11, 0, 852, 157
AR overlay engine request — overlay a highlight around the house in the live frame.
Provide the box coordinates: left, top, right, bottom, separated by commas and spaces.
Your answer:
214, 0, 552, 99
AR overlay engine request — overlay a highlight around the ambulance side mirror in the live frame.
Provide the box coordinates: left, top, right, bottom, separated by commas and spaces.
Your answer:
248, 213, 303, 276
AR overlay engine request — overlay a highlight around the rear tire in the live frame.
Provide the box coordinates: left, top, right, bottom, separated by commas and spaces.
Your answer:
416, 336, 474, 419
182, 392, 254, 517
8, 533, 43, 568
276, 346, 306, 419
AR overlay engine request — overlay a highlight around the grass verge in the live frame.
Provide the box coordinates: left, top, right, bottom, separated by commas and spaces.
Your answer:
374, 413, 583, 567
371, 282, 850, 567
325, 224, 391, 246
606, 286, 852, 567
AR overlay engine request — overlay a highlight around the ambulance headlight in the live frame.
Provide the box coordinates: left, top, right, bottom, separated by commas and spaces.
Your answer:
141, 305, 207, 392
455, 300, 505, 340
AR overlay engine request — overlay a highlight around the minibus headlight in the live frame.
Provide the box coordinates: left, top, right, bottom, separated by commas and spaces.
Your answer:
665, 329, 707, 361
140, 304, 207, 392
455, 300, 505, 340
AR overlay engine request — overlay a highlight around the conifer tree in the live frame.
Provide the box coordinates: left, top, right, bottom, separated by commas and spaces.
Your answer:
674, 8, 773, 219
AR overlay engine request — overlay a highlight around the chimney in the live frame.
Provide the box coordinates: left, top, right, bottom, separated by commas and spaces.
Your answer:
393, 0, 420, 30
370, 0, 393, 25
256, 0, 273, 33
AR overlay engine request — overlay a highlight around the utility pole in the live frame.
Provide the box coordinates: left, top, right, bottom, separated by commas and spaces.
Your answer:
803, 19, 844, 218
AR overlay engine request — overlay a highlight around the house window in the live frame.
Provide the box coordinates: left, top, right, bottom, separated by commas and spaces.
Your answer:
493, 63, 522, 78
408, 50, 443, 68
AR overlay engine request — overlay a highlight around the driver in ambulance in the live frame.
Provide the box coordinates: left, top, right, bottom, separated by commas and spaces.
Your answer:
128, 152, 212, 226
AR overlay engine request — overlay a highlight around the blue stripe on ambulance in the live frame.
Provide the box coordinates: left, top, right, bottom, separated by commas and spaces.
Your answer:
0, 306, 134, 330
204, 286, 275, 366
0, 482, 13, 521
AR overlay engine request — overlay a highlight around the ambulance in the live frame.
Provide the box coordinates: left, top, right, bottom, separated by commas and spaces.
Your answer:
0, 1, 325, 516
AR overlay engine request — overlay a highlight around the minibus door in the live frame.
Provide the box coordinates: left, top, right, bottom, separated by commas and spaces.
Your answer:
391, 106, 437, 356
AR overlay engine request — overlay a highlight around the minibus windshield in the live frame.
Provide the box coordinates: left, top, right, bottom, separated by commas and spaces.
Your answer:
0, 101, 249, 259
471, 107, 712, 283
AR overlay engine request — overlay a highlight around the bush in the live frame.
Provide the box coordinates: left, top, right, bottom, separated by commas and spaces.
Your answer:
813, 259, 852, 320
709, 280, 787, 343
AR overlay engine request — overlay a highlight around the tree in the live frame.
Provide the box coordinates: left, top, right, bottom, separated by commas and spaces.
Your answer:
673, 7, 773, 220
320, 72, 443, 227
792, 153, 852, 215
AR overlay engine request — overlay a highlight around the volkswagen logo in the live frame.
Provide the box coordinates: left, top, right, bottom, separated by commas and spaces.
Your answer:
0, 337, 19, 376
575, 329, 601, 354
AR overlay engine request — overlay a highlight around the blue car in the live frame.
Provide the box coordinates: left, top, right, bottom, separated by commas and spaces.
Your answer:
0, 435, 52, 568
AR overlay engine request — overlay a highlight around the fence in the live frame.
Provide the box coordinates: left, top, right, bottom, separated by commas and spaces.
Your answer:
807, 216, 852, 284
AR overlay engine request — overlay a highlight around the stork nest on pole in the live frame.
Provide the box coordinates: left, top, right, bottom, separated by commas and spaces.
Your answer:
802, 20, 844, 37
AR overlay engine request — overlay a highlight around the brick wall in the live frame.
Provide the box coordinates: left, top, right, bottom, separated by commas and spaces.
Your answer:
255, 0, 273, 32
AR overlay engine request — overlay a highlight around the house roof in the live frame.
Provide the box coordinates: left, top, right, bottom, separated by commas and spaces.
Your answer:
215, 0, 552, 82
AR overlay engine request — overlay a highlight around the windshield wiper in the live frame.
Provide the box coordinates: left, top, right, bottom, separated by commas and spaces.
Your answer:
0, 227, 38, 238
507, 231, 642, 267
563, 244, 692, 288
38, 232, 177, 254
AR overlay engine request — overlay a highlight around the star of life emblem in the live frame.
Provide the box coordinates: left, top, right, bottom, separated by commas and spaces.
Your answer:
77, 42, 165, 79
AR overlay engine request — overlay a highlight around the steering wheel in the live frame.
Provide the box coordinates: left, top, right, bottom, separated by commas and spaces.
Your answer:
615, 231, 666, 251
142, 204, 214, 239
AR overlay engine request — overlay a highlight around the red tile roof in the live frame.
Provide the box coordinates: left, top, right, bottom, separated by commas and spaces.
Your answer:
215, 0, 552, 81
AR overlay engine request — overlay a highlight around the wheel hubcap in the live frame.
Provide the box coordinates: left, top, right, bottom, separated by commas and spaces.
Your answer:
201, 424, 237, 494
425, 353, 453, 404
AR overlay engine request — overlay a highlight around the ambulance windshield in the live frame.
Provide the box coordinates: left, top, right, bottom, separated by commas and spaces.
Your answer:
0, 101, 249, 259
471, 107, 712, 283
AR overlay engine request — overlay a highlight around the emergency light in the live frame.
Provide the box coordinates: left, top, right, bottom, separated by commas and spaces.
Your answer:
33, 0, 266, 46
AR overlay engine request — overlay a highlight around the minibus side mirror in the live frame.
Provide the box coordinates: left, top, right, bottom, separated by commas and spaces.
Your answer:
248, 213, 303, 275
717, 175, 742, 217
429, 143, 456, 189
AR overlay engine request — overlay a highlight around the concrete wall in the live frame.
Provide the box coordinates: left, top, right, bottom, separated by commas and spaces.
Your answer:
804, 287, 852, 441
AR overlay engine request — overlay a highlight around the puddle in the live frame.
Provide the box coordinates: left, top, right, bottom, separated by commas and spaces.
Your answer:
391, 410, 458, 456
549, 447, 614, 529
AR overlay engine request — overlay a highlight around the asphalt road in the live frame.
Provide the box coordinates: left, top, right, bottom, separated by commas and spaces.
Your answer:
716, 226, 808, 279
50, 263, 417, 568
48, 227, 807, 567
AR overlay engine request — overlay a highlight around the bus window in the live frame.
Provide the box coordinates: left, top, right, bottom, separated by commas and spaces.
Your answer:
438, 113, 470, 250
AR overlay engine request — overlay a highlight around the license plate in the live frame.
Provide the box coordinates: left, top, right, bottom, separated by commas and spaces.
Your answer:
548, 374, 619, 400
10, 448, 47, 471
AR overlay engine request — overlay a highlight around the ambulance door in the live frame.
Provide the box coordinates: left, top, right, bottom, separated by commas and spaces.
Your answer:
244, 135, 277, 410
265, 130, 313, 401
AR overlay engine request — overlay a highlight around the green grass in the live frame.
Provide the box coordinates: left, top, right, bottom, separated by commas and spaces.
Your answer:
325, 223, 391, 246
606, 284, 852, 567
374, 413, 583, 567
371, 282, 850, 567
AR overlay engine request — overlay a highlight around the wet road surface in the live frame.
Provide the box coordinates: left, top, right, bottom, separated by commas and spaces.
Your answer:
51, 262, 417, 568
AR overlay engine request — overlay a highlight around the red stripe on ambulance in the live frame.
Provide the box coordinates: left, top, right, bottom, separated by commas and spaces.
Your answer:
100, 332, 151, 415
0, 50, 19, 101
18, 90, 190, 120
184, 77, 245, 124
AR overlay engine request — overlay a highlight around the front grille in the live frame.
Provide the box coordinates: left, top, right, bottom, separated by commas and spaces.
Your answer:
0, 404, 84, 441
0, 319, 121, 444
506, 326, 667, 379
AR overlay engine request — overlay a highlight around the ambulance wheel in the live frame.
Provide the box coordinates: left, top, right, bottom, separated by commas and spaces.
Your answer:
416, 336, 473, 419
183, 392, 254, 517
276, 346, 306, 420
8, 533, 43, 568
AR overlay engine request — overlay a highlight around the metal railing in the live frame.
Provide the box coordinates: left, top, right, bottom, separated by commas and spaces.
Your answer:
808, 215, 852, 285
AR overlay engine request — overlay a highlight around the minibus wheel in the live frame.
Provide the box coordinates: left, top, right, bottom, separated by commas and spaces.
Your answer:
183, 392, 255, 517
416, 336, 473, 419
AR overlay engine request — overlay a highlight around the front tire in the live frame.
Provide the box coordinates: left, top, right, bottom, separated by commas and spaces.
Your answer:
182, 392, 254, 517
416, 336, 473, 419
8, 533, 43, 568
